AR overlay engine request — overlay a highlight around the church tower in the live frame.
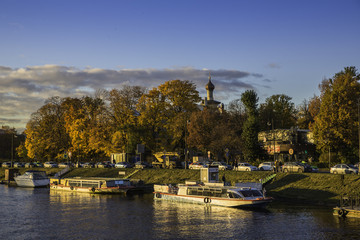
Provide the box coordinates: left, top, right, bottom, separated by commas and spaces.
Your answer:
201, 72, 224, 112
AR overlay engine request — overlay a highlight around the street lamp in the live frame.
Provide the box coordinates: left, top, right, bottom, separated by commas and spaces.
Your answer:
267, 119, 276, 162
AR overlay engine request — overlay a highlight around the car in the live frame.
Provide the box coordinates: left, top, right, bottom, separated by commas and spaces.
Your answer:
115, 162, 132, 168
330, 164, 358, 174
95, 162, 109, 168
1, 162, 12, 168
282, 162, 311, 173
13, 162, 25, 168
189, 162, 208, 170
25, 162, 36, 168
44, 162, 58, 168
58, 162, 72, 168
234, 163, 258, 171
258, 162, 275, 171
34, 162, 44, 168
82, 162, 94, 168
210, 161, 232, 170
134, 161, 152, 169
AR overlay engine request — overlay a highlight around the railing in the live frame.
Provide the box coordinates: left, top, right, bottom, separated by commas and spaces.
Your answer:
260, 174, 277, 185
339, 194, 360, 208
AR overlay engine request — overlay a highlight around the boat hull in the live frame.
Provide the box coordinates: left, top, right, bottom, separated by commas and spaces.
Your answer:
14, 178, 50, 188
154, 192, 272, 208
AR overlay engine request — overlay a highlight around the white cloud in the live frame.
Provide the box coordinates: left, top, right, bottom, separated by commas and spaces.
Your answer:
0, 65, 268, 131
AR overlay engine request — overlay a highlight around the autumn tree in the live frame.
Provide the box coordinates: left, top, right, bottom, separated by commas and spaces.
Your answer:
187, 109, 240, 160
25, 97, 70, 161
312, 66, 360, 163
63, 96, 111, 160
108, 86, 145, 153
297, 99, 312, 129
137, 80, 201, 152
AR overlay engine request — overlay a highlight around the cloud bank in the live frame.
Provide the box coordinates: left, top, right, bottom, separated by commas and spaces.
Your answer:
0, 65, 267, 131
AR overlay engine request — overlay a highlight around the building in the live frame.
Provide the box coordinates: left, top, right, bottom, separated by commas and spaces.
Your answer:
201, 73, 224, 112
258, 128, 316, 162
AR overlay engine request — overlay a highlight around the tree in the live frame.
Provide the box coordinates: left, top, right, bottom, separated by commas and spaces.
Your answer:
312, 66, 360, 163
25, 97, 70, 161
108, 86, 145, 153
297, 99, 312, 129
137, 80, 201, 152
259, 94, 297, 130
187, 109, 240, 160
241, 90, 260, 161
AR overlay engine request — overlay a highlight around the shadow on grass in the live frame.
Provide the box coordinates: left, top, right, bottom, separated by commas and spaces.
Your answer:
269, 187, 337, 205
268, 173, 309, 190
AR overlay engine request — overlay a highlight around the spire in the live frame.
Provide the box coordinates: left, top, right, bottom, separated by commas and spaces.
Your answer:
206, 72, 215, 91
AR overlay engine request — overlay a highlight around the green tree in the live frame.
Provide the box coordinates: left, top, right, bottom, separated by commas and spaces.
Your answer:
312, 66, 360, 163
259, 94, 297, 130
241, 90, 260, 161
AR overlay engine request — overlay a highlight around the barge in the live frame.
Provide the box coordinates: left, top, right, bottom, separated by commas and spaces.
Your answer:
50, 177, 137, 194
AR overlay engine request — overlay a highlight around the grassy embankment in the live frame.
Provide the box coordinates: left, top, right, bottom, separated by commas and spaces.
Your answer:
2, 168, 360, 206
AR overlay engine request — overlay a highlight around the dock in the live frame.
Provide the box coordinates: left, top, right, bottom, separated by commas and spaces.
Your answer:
333, 195, 360, 218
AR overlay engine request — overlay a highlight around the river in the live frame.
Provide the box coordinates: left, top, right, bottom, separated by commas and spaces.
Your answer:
1, 185, 360, 240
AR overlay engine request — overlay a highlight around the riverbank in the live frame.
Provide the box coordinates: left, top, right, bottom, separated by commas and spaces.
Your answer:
2, 168, 360, 205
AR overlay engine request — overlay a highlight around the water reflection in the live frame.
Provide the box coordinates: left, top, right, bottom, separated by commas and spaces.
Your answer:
2, 185, 360, 240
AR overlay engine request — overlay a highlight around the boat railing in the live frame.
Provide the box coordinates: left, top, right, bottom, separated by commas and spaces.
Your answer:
339, 194, 360, 209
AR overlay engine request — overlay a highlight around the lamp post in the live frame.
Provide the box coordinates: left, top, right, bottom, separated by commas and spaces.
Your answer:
267, 119, 276, 162
358, 98, 360, 164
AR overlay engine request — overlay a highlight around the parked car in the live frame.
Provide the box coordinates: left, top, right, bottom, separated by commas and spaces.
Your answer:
58, 162, 72, 168
235, 163, 258, 171
34, 162, 44, 168
330, 164, 358, 174
44, 162, 58, 168
25, 162, 36, 168
189, 162, 208, 170
210, 161, 232, 170
115, 162, 132, 168
282, 162, 311, 173
95, 162, 109, 168
1, 162, 12, 168
13, 162, 25, 168
82, 162, 94, 168
258, 162, 275, 171
134, 161, 152, 169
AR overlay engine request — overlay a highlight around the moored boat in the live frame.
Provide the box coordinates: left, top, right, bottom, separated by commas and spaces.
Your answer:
154, 181, 272, 208
50, 177, 137, 194
14, 170, 50, 187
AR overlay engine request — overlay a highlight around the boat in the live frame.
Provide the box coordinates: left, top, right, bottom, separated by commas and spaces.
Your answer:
14, 170, 50, 187
154, 181, 272, 208
49, 177, 138, 194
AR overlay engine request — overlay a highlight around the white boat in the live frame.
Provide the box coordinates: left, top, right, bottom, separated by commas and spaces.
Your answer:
154, 181, 272, 208
14, 170, 50, 187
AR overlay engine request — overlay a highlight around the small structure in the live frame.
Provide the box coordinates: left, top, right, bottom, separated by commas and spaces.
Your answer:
200, 167, 219, 183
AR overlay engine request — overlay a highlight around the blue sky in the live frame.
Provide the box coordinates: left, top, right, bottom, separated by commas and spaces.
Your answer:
1, 0, 360, 131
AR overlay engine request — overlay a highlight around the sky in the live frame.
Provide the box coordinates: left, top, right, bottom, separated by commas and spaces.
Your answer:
1, 0, 359, 132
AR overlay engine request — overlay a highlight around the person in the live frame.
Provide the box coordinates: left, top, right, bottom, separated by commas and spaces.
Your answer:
222, 174, 226, 183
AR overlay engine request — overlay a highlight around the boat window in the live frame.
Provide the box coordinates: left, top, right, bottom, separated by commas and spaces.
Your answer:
239, 190, 263, 197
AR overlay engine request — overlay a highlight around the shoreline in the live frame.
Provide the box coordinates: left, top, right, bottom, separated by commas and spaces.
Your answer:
2, 168, 359, 206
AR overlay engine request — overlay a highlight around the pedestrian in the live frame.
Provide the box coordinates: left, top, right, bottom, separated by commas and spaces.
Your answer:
222, 174, 226, 183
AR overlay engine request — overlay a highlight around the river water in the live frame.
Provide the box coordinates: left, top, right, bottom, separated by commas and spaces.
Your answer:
1, 185, 360, 240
